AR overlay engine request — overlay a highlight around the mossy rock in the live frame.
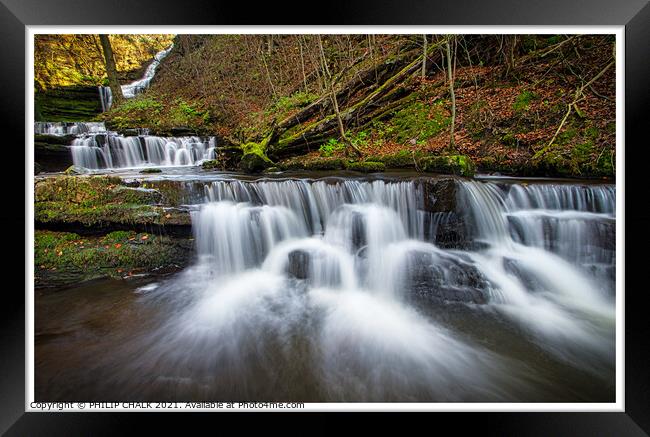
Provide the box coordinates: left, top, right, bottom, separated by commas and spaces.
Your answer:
373, 150, 425, 168
418, 155, 475, 177
240, 152, 273, 174
33, 176, 191, 228
64, 165, 87, 175
239, 142, 274, 174
34, 230, 192, 287
347, 161, 386, 173
140, 168, 162, 174
264, 166, 281, 173
201, 160, 220, 170
35, 134, 76, 145
303, 157, 347, 171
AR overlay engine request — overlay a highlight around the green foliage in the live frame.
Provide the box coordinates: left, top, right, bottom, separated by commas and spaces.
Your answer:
105, 96, 211, 133
512, 90, 537, 113
346, 131, 369, 148
319, 138, 345, 157
389, 101, 450, 144
201, 160, 220, 170
34, 34, 174, 90
418, 155, 476, 177
269, 91, 318, 116
169, 99, 209, 127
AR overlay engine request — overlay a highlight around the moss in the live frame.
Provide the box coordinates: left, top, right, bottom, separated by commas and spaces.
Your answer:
35, 230, 192, 286
35, 176, 159, 206
418, 155, 476, 177
239, 141, 274, 173
64, 165, 85, 175
389, 100, 450, 144
512, 90, 537, 113
303, 157, 347, 171
373, 150, 424, 168
201, 160, 220, 170
140, 168, 162, 174
34, 176, 191, 227
347, 161, 386, 173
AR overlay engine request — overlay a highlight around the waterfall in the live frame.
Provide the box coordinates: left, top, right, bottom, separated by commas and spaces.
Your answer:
68, 133, 215, 169
35, 121, 106, 136
111, 177, 614, 401
99, 44, 173, 111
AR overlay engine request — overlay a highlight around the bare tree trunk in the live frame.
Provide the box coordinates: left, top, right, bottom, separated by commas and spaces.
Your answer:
421, 35, 428, 78
445, 36, 456, 151
298, 36, 308, 93
99, 34, 124, 105
259, 42, 277, 99
317, 35, 362, 157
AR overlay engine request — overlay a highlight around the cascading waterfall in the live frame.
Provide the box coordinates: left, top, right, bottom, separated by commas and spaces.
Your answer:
99, 44, 173, 111
69, 133, 216, 169
102, 177, 615, 402
458, 180, 616, 372
34, 121, 106, 135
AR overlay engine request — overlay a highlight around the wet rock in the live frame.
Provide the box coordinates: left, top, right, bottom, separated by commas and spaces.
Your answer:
418, 155, 475, 177
170, 127, 197, 136
201, 160, 220, 170
346, 161, 386, 173
35, 140, 73, 172
403, 251, 489, 304
240, 152, 272, 174
503, 258, 544, 291
419, 177, 459, 213
120, 128, 141, 137
286, 250, 310, 280
64, 165, 87, 175
35, 134, 76, 145
34, 175, 192, 235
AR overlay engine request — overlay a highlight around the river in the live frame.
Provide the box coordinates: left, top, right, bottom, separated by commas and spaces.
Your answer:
34, 170, 616, 402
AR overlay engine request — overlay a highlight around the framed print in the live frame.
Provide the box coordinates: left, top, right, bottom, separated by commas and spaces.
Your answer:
2, 0, 649, 434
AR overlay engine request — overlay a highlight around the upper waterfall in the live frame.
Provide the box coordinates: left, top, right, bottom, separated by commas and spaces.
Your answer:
99, 44, 173, 111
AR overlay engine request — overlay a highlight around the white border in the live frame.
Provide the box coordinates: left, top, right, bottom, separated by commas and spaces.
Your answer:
26, 26, 624, 412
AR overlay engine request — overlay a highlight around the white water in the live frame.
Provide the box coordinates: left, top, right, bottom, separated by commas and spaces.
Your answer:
99, 45, 173, 111
115, 177, 615, 401
69, 133, 216, 169
34, 121, 106, 136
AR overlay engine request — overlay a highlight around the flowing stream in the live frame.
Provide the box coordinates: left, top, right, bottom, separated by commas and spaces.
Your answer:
34, 121, 217, 170
35, 174, 616, 402
99, 44, 173, 111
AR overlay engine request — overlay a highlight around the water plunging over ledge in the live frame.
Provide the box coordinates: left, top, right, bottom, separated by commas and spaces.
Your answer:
99, 45, 173, 111
70, 131, 217, 169
35, 175, 616, 402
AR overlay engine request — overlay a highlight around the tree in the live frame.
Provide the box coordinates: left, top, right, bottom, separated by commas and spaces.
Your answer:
99, 34, 124, 105
317, 35, 362, 158
421, 35, 428, 78
445, 35, 457, 151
